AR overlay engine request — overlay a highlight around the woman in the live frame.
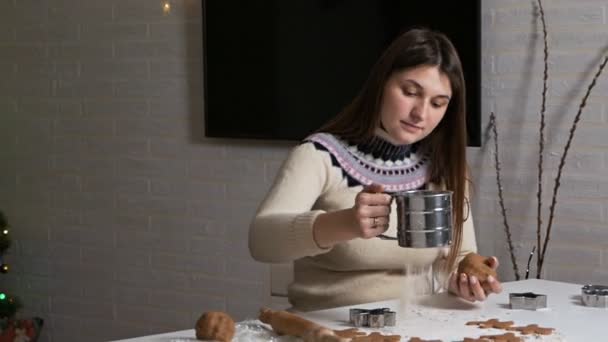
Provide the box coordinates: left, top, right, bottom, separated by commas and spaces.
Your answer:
249, 28, 502, 311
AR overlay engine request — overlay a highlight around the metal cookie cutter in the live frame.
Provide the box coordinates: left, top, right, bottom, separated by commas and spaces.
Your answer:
509, 292, 547, 310
349, 307, 396, 328
581, 285, 608, 308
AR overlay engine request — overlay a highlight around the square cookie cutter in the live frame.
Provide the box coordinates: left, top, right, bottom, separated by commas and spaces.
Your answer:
349, 308, 396, 328
581, 284, 608, 308
509, 292, 547, 310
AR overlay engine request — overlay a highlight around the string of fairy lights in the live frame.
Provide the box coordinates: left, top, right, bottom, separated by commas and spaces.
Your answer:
162, 1, 172, 15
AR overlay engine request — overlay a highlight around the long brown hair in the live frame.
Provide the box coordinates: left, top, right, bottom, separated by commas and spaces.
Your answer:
318, 28, 469, 273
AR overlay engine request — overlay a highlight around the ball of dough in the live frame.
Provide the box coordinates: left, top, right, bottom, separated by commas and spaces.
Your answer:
195, 311, 235, 342
457, 253, 498, 292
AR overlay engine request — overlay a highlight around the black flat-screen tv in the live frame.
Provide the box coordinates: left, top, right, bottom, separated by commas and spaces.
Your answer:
203, 0, 481, 146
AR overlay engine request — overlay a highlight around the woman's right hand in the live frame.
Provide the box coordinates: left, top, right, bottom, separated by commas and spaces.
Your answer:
350, 183, 392, 238
312, 183, 392, 248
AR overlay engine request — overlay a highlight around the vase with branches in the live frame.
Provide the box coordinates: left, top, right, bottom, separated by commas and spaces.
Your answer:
489, 0, 608, 280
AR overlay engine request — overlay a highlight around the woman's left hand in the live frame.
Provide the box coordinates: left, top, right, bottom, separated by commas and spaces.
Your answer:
448, 256, 502, 302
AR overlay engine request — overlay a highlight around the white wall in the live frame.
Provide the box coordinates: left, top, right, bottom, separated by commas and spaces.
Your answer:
471, 0, 608, 284
0, 0, 606, 341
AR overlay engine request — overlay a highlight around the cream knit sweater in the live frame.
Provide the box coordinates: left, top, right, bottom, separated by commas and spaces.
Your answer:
249, 134, 477, 311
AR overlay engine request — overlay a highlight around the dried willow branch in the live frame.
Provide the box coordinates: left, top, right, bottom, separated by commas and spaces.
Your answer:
537, 55, 608, 276
525, 246, 536, 280
490, 112, 520, 280
535, 0, 549, 278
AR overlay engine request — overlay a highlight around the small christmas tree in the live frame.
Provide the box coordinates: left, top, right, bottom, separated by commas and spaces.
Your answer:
0, 210, 45, 341
0, 210, 21, 318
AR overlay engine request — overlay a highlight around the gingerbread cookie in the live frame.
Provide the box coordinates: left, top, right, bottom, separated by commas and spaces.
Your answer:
466, 318, 514, 330
408, 338, 443, 342
458, 253, 498, 292
464, 332, 522, 342
195, 311, 235, 342
507, 324, 554, 335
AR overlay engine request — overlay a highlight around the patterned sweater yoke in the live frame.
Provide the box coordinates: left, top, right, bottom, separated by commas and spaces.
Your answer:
304, 133, 429, 192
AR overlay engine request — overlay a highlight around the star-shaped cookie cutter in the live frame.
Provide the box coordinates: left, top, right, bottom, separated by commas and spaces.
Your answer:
509, 292, 547, 310
581, 284, 608, 308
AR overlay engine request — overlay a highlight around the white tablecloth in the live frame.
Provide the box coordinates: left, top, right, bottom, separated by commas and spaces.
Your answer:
113, 279, 607, 342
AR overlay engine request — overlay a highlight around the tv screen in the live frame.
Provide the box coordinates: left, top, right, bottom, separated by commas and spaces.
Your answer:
203, 0, 481, 146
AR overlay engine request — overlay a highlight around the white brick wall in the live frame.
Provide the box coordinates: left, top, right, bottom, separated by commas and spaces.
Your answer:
0, 0, 607, 341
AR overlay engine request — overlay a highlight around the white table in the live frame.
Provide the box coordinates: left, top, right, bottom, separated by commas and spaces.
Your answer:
113, 279, 606, 341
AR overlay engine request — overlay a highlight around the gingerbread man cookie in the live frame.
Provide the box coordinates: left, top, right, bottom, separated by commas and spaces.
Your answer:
465, 318, 514, 330
507, 324, 554, 335
464, 332, 522, 342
